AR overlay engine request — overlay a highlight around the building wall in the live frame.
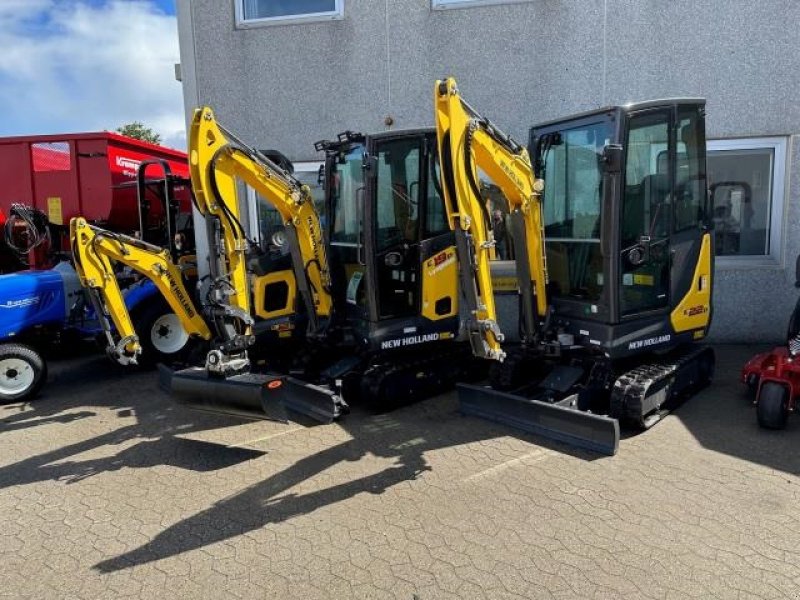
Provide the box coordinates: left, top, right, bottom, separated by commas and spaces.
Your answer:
177, 0, 800, 343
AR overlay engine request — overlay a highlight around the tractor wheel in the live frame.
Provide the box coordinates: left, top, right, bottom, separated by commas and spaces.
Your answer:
756, 381, 790, 430
0, 344, 47, 403
131, 301, 192, 368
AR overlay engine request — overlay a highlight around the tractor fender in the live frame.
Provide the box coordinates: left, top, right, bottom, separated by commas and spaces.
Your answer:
0, 268, 68, 340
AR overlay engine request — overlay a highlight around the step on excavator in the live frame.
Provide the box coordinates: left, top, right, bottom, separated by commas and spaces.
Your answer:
432, 78, 715, 455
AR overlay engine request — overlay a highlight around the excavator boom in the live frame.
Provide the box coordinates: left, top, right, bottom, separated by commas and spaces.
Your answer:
70, 110, 344, 424
434, 77, 549, 357
435, 77, 619, 455
189, 108, 333, 331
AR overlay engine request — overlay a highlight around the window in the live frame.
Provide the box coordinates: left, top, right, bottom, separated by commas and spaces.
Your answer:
620, 111, 671, 315
424, 150, 450, 238
236, 0, 343, 27
432, 0, 534, 10
539, 120, 611, 302
375, 139, 421, 253
330, 148, 364, 246
674, 107, 706, 232
707, 137, 787, 264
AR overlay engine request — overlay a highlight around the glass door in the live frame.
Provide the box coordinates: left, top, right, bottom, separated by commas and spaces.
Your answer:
620, 110, 672, 316
372, 137, 423, 320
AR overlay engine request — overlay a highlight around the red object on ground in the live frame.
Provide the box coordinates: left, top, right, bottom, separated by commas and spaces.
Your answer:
742, 346, 800, 411
0, 132, 190, 243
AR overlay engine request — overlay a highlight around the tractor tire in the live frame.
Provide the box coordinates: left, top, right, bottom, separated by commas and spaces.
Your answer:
130, 300, 192, 368
0, 343, 47, 403
757, 381, 790, 430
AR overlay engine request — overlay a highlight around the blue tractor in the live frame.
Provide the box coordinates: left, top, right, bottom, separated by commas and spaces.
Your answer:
0, 262, 188, 402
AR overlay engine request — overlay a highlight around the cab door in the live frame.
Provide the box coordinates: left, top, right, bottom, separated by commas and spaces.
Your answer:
619, 109, 672, 317
367, 135, 424, 321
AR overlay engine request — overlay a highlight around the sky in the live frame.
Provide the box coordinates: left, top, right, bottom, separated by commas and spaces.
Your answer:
0, 0, 186, 149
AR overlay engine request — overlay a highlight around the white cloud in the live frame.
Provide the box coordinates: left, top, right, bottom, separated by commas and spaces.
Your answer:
0, 1, 185, 149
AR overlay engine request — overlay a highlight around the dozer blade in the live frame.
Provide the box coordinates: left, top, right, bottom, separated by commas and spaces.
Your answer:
158, 365, 345, 424
458, 383, 620, 456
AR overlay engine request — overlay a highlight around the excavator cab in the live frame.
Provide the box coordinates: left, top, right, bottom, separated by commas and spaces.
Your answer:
321, 130, 460, 354
531, 100, 713, 358
460, 98, 716, 455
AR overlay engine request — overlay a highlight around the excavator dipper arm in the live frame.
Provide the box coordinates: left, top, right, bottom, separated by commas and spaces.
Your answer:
437, 78, 619, 455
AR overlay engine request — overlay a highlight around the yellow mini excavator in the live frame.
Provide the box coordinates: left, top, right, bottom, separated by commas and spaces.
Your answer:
432, 78, 715, 454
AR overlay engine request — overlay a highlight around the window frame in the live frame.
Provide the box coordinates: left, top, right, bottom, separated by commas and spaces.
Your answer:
432, 0, 534, 10
235, 0, 343, 28
707, 136, 788, 269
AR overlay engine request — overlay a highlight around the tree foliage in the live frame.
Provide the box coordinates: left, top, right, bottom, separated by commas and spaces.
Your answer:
116, 121, 162, 145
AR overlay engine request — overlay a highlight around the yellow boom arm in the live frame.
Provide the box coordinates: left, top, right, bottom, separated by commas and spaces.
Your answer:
189, 107, 333, 332
435, 77, 548, 359
70, 217, 212, 364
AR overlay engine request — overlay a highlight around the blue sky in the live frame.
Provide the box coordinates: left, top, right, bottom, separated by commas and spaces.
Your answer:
0, 1, 185, 148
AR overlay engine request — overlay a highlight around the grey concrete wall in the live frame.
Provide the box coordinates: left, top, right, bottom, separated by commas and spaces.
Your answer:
177, 0, 800, 343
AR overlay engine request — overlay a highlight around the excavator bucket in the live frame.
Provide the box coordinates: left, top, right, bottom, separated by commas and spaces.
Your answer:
457, 383, 620, 456
159, 365, 346, 424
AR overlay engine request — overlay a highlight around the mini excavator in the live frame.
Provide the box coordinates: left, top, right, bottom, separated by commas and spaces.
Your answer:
433, 78, 715, 454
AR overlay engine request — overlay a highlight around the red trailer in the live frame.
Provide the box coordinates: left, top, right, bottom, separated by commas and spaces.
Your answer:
0, 132, 190, 245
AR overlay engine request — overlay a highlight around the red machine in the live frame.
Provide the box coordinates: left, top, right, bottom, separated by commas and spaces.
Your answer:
0, 132, 190, 268
742, 259, 800, 429
743, 346, 800, 429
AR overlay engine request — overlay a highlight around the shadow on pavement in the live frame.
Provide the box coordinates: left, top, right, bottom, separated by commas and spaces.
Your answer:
670, 344, 800, 476
93, 395, 603, 572
0, 354, 266, 489
0, 410, 97, 432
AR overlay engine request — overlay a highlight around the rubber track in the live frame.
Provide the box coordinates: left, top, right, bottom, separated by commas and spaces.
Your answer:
609, 345, 712, 428
361, 346, 469, 405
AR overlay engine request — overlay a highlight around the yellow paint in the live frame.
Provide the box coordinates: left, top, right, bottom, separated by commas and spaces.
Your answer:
47, 197, 63, 225
434, 77, 548, 360
253, 269, 297, 320
670, 233, 713, 333
421, 246, 458, 320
